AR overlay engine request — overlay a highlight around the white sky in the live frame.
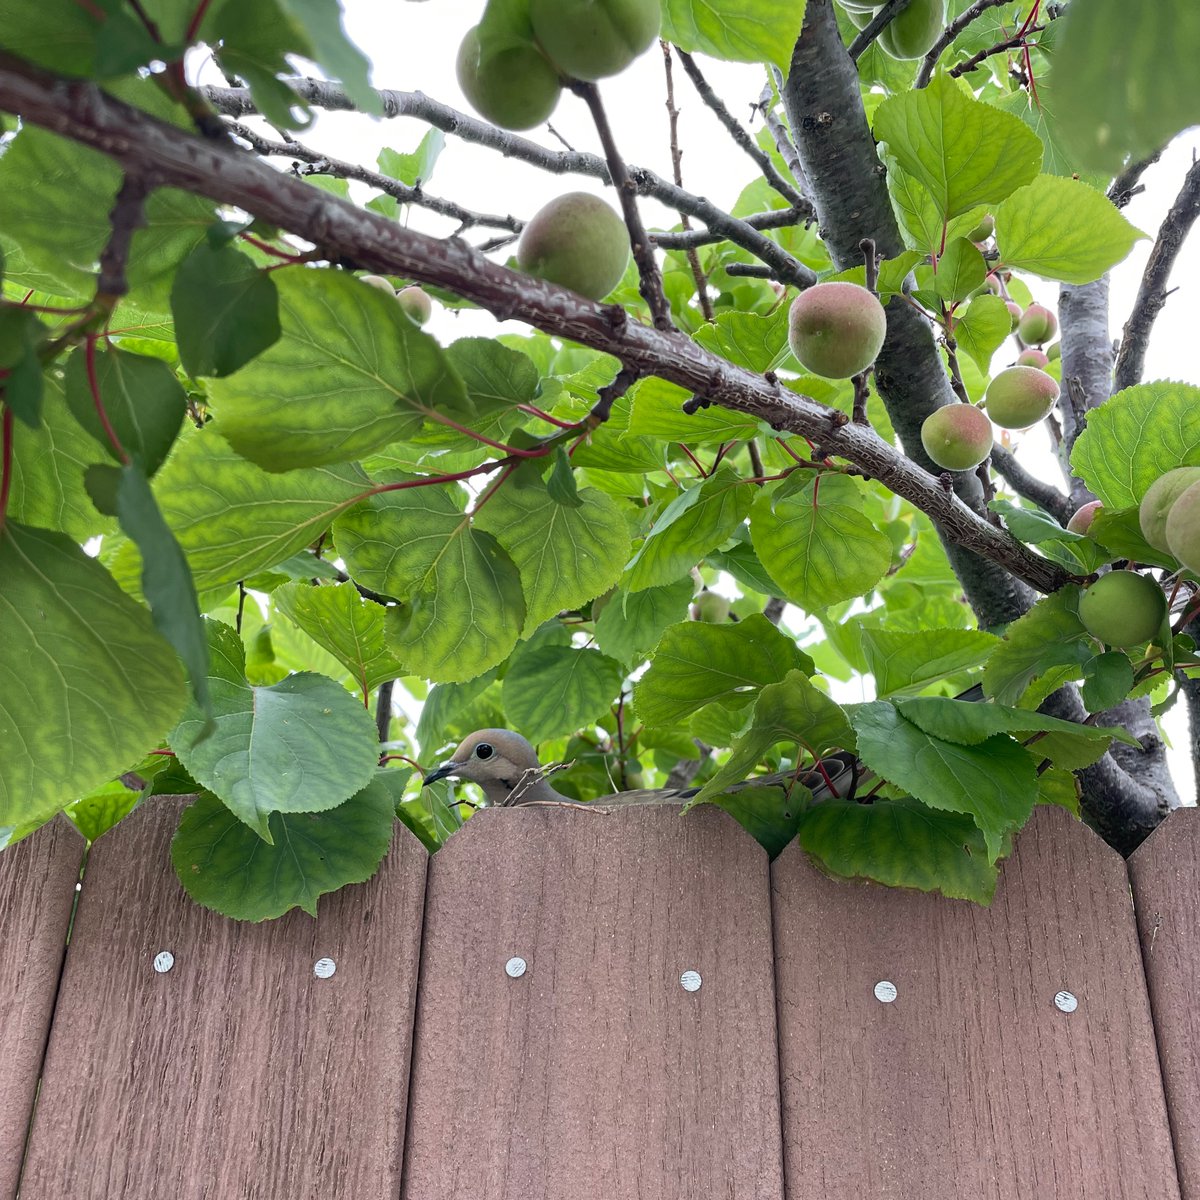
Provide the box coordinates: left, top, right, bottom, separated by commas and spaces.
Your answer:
199, 2, 1200, 801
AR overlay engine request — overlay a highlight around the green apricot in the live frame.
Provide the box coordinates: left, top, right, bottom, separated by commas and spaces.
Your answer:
920, 404, 993, 471
1016, 348, 1049, 369
787, 281, 887, 379
1005, 301, 1023, 331
1078, 571, 1167, 647
456, 25, 562, 131
1017, 302, 1058, 345
1047, 341, 1061, 362
359, 274, 395, 294
1066, 501, 1102, 535
693, 592, 731, 623
530, 0, 660, 81
397, 285, 433, 325
1166, 478, 1200, 572
879, 0, 945, 59
518, 191, 630, 300
983, 365, 1059, 430
1142, 467, 1200, 552
966, 214, 995, 242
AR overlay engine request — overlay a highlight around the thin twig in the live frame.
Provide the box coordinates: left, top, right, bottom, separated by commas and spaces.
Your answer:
96, 175, 150, 303
916, 0, 1015, 88
758, 75, 811, 200
1108, 149, 1163, 209
948, 24, 1045, 80
989, 443, 1074, 524
650, 207, 808, 250
849, 0, 915, 61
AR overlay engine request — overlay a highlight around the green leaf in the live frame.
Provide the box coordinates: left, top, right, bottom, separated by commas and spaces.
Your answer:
273, 580, 405, 694
501, 645, 625, 744
1081, 652, 1136, 715
335, 483, 525, 683
169, 621, 379, 841
895, 695, 1119, 753
935, 238, 987, 304
546, 445, 583, 508
396, 779, 465, 853
1071, 383, 1200, 509
1049, 0, 1200, 172
627, 376, 761, 444
995, 176, 1144, 284
475, 479, 631, 635
708, 784, 806, 861
693, 305, 791, 373
861, 627, 1000, 698
850, 701, 1038, 858
415, 669, 500, 756
1036, 766, 1081, 816
593, 579, 694, 667
798, 796, 998, 903
661, 0, 805, 68
378, 129, 446, 187
277, 0, 380, 116
874, 73, 1043, 220
170, 241, 281, 378
633, 614, 814, 726
206, 267, 469, 471
0, 307, 46, 427
0, 523, 187, 829
171, 778, 395, 921
116, 463, 210, 714
1088, 505, 1176, 570
625, 466, 752, 593
955, 293, 1013, 375
64, 344, 186, 475
749, 473, 891, 611
64, 776, 147, 843
982, 587, 1093, 706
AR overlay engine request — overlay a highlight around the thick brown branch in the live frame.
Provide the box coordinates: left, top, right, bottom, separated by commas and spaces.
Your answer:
0, 52, 1067, 595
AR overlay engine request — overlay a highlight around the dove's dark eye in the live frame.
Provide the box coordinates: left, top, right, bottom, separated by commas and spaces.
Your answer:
475, 742, 494, 760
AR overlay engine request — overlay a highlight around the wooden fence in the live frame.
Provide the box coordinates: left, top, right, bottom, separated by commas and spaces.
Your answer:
2, 798, 1197, 1198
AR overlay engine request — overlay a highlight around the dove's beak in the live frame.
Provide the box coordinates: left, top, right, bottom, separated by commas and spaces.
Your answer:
422, 759, 463, 786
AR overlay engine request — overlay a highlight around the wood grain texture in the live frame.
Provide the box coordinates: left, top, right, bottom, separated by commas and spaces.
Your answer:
1129, 809, 1200, 1198
18, 797, 427, 1200
772, 805, 1180, 1199
401, 804, 784, 1199
0, 818, 85, 1200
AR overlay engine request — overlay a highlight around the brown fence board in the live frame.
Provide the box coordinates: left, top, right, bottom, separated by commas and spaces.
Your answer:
772, 805, 1179, 1199
401, 804, 784, 1199
0, 818, 85, 1200
1129, 808, 1200, 1198
17, 797, 428, 1200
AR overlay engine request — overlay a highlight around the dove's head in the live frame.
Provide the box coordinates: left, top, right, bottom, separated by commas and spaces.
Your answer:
422, 729, 550, 806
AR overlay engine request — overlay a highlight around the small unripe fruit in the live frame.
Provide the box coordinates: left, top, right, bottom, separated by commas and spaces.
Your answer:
693, 591, 731, 623
456, 26, 561, 131
397, 285, 432, 325
359, 274, 395, 293
787, 281, 887, 379
1143, 467, 1200, 552
1166, 479, 1200, 573
1006, 301, 1023, 330
1078, 571, 1167, 647
878, 0, 945, 58
966, 214, 995, 243
530, 0, 660, 82
983, 365, 1060, 429
1066, 501, 1102, 535
920, 404, 993, 471
1047, 341, 1061, 361
1016, 348, 1049, 369
517, 192, 630, 300
985, 274, 1003, 295
1017, 302, 1058, 345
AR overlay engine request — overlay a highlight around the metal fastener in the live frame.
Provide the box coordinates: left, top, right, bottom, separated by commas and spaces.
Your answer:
874, 980, 898, 1003
1054, 990, 1078, 1013
313, 957, 337, 979
505, 956, 527, 978
153, 951, 174, 974
680, 970, 702, 993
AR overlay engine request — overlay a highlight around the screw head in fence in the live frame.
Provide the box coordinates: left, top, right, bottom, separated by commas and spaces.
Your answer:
1054, 989, 1078, 1013
874, 980, 898, 1003
680, 970, 702, 993
505, 956, 527, 978
152, 951, 174, 974
313, 957, 337, 979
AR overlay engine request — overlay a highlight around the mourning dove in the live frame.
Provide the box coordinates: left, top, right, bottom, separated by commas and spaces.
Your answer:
422, 728, 861, 808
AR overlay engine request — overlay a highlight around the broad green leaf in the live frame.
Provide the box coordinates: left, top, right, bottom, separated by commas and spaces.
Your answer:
982, 587, 1093, 706
709, 784, 807, 860
273, 580, 405, 695
749, 473, 891, 611
799, 796, 998, 903
447, 336, 539, 420
64, 344, 186, 475
995, 176, 1144, 284
170, 621, 379, 841
994, 81, 1108, 192
706, 536, 782, 596
378, 129, 446, 186
1071, 383, 1200, 508
850, 701, 1038, 858
693, 305, 791, 373
151, 430, 368, 590
0, 523, 187, 828
934, 238, 987, 304
171, 242, 281, 378
501, 645, 625, 744
334, 482, 525, 682
475, 479, 631, 635
895, 696, 1122, 752
64, 776, 146, 843
874, 73, 1043, 220
633, 615, 813, 726
1082, 651, 1136, 714
206, 267, 469, 471
397, 779, 466, 853
171, 778, 395, 921
661, 0, 805, 68
625, 466, 753, 592
1049, 0, 1200, 172
691, 670, 854, 804
955, 293, 1013, 375
1037, 766, 1081, 816
415, 669, 501, 756
593, 579, 694, 667
1088, 505, 1176, 571
627, 376, 761, 444
861, 627, 1000, 698
278, 0, 380, 116
0, 308, 46, 427
116, 463, 210, 714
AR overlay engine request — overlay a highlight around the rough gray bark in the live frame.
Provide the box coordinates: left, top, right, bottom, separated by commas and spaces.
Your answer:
1056, 277, 1112, 509
782, 0, 1032, 628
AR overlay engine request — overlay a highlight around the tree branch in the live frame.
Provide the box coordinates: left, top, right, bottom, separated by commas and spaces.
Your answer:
915, 0, 1016, 88
0, 50, 1068, 596
848, 0, 914, 61
1107, 148, 1162, 209
758, 74, 812, 200
650, 206, 809, 250
989, 443, 1074, 525
1113, 154, 1200, 393
1057, 277, 1111, 508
